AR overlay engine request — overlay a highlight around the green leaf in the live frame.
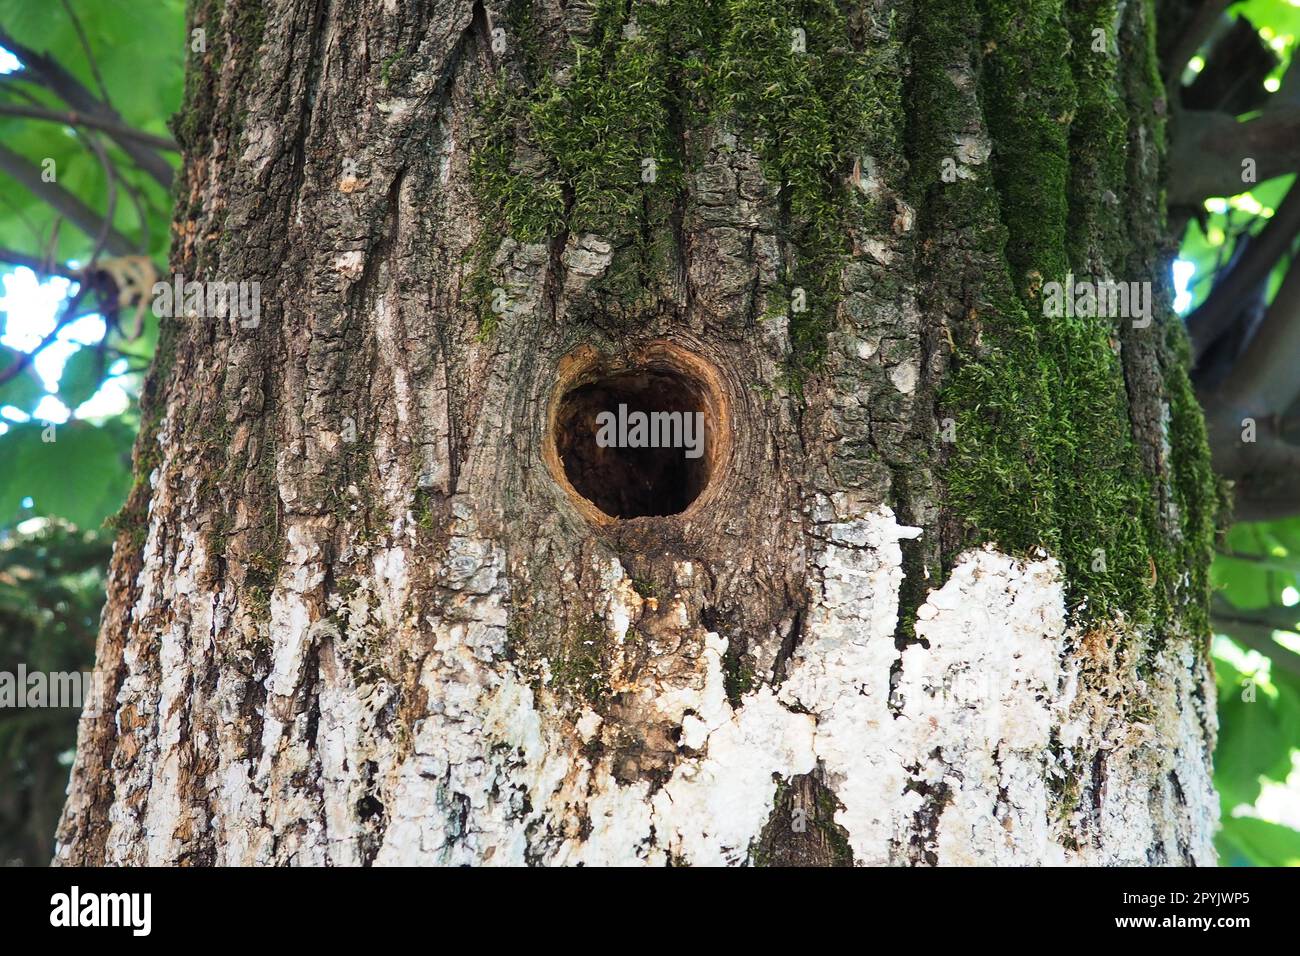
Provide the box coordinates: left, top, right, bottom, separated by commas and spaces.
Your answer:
0, 420, 132, 529
0, 346, 47, 412
57, 346, 105, 409
1213, 650, 1299, 808
1217, 816, 1300, 867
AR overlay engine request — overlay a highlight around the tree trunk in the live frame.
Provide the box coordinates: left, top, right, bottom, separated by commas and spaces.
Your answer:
56, 0, 1222, 866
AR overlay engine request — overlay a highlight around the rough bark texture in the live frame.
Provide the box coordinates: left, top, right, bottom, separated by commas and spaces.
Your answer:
57, 0, 1221, 866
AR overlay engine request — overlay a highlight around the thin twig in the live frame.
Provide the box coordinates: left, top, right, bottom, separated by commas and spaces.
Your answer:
0, 104, 178, 151
80, 131, 117, 267
1215, 618, 1300, 679
0, 283, 91, 386
1213, 595, 1300, 633
59, 0, 112, 107
1216, 549, 1300, 575
0, 247, 79, 279
108, 165, 151, 255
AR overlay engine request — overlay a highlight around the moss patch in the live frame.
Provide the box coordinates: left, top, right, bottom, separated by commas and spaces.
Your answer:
468, 0, 902, 378
550, 620, 612, 705
912, 0, 1218, 631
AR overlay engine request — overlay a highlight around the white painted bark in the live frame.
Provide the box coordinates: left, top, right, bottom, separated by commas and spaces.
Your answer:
66, 483, 1216, 865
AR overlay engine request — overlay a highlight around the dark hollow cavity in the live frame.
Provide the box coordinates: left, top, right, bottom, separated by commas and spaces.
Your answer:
555, 369, 715, 519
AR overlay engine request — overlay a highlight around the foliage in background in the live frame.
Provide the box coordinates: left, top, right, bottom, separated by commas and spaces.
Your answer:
0, 0, 180, 262
0, 521, 109, 865
1, 0, 1299, 866
1170, 0, 1300, 865
1210, 517, 1300, 865
0, 0, 181, 865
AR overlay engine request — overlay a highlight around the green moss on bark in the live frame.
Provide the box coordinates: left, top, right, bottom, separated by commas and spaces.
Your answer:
720, 0, 902, 372
468, 0, 901, 375
915, 0, 1218, 632
550, 620, 612, 705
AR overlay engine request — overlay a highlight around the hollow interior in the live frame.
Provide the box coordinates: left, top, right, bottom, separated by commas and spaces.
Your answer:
555, 367, 716, 519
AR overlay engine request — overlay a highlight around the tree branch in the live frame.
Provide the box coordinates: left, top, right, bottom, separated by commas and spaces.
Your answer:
1187, 182, 1300, 363
80, 130, 119, 263
1213, 596, 1300, 633
0, 104, 178, 151
0, 27, 173, 188
0, 282, 90, 386
0, 143, 134, 255
1164, 0, 1233, 91
1216, 549, 1300, 576
1212, 597, 1300, 679
59, 0, 112, 107
1229, 440, 1300, 521
0, 246, 79, 279
1202, 398, 1300, 520
1275, 41, 1300, 108
1213, 235, 1300, 417
1168, 106, 1300, 205
1220, 622, 1300, 679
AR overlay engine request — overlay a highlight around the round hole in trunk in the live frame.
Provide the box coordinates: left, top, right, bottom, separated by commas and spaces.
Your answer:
546, 343, 729, 522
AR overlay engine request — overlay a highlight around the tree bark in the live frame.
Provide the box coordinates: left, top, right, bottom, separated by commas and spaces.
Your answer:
56, 0, 1222, 866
